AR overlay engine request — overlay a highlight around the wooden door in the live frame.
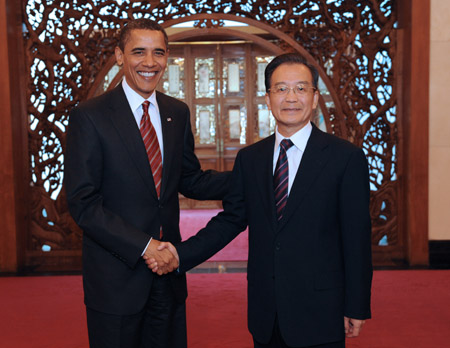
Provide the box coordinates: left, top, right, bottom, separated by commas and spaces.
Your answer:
158, 42, 275, 208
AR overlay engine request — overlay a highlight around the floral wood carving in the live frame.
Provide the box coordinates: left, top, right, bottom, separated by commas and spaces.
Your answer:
23, 0, 398, 261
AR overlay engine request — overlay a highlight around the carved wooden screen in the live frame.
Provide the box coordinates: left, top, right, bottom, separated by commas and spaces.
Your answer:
23, 0, 400, 270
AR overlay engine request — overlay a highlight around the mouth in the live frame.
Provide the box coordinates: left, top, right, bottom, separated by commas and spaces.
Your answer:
138, 71, 158, 78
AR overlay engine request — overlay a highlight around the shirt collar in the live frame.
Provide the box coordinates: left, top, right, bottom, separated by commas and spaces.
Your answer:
121, 78, 158, 114
275, 122, 312, 152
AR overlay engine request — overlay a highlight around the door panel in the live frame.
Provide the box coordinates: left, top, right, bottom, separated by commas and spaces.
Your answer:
159, 42, 274, 208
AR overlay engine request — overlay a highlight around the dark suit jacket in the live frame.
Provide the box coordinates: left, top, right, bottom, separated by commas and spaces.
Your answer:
65, 85, 229, 315
176, 124, 373, 347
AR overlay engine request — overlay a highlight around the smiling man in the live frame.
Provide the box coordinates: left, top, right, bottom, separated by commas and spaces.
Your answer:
152, 53, 373, 348
65, 18, 230, 348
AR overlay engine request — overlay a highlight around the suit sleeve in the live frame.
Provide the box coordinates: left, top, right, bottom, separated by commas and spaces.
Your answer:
65, 107, 150, 268
176, 151, 248, 272
339, 148, 373, 319
178, 106, 230, 200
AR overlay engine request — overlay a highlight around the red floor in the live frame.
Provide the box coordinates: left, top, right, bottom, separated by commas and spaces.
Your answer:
1, 270, 450, 347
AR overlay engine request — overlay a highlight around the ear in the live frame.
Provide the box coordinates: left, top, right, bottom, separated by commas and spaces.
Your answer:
265, 93, 271, 111
312, 90, 319, 109
115, 46, 124, 66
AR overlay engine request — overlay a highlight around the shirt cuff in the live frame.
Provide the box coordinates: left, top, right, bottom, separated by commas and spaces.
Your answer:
141, 237, 152, 256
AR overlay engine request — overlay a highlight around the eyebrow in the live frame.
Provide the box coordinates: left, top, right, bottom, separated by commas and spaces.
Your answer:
274, 81, 312, 86
130, 47, 167, 54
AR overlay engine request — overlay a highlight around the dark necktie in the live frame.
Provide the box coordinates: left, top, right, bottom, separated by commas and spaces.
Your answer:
274, 139, 294, 221
140, 101, 163, 198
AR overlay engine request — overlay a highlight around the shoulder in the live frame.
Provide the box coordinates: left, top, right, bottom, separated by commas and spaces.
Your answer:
237, 135, 274, 161
313, 126, 363, 155
73, 85, 124, 115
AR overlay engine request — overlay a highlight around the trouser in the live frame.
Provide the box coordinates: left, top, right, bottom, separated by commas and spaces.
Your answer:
86, 275, 187, 348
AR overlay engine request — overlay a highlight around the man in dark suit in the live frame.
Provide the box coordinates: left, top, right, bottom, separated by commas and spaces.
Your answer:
64, 18, 229, 348
151, 53, 373, 347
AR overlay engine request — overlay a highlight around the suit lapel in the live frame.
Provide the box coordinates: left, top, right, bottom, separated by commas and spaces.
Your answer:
254, 135, 278, 233
108, 85, 158, 199
277, 125, 330, 231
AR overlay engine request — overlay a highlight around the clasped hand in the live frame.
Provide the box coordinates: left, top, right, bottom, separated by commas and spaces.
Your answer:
143, 239, 179, 275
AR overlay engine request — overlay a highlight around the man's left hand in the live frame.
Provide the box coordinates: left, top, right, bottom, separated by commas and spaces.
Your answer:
344, 316, 365, 338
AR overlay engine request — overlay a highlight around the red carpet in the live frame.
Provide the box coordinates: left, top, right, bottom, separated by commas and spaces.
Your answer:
180, 209, 248, 261
1, 270, 450, 347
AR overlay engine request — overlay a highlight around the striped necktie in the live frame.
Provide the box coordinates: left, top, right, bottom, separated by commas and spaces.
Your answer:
274, 139, 294, 221
140, 101, 163, 198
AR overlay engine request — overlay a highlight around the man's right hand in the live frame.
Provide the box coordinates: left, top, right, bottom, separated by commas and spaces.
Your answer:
143, 239, 179, 275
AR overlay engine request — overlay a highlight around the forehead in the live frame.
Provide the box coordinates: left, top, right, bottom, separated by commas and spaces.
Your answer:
271, 63, 313, 84
124, 29, 166, 49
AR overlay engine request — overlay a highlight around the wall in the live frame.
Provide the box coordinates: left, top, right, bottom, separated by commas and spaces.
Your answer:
429, 0, 450, 240
0, 0, 18, 272
0, 1, 437, 271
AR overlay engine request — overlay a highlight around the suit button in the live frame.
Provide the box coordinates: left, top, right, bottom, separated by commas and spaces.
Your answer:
275, 243, 280, 251
158, 204, 163, 208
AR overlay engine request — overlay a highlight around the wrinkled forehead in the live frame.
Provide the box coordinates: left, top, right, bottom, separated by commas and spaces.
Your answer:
271, 63, 313, 84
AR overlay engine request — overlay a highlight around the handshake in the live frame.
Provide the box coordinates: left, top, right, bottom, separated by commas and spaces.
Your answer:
143, 239, 179, 275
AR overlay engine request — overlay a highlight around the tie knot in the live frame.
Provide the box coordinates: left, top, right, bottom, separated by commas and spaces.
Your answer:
280, 139, 294, 152
142, 101, 150, 114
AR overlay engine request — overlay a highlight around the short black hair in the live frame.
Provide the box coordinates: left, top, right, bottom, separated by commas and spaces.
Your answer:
265, 53, 319, 92
118, 18, 169, 51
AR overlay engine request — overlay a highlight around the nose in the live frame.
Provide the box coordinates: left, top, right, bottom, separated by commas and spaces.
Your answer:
143, 53, 155, 66
285, 88, 298, 101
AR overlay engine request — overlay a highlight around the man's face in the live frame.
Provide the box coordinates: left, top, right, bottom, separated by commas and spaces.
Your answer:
265, 63, 319, 137
115, 29, 168, 99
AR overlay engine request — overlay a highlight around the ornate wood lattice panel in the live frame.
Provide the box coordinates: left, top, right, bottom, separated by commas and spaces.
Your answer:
23, 0, 400, 270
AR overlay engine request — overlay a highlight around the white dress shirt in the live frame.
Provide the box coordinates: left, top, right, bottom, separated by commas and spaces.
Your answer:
121, 78, 164, 162
273, 122, 312, 195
